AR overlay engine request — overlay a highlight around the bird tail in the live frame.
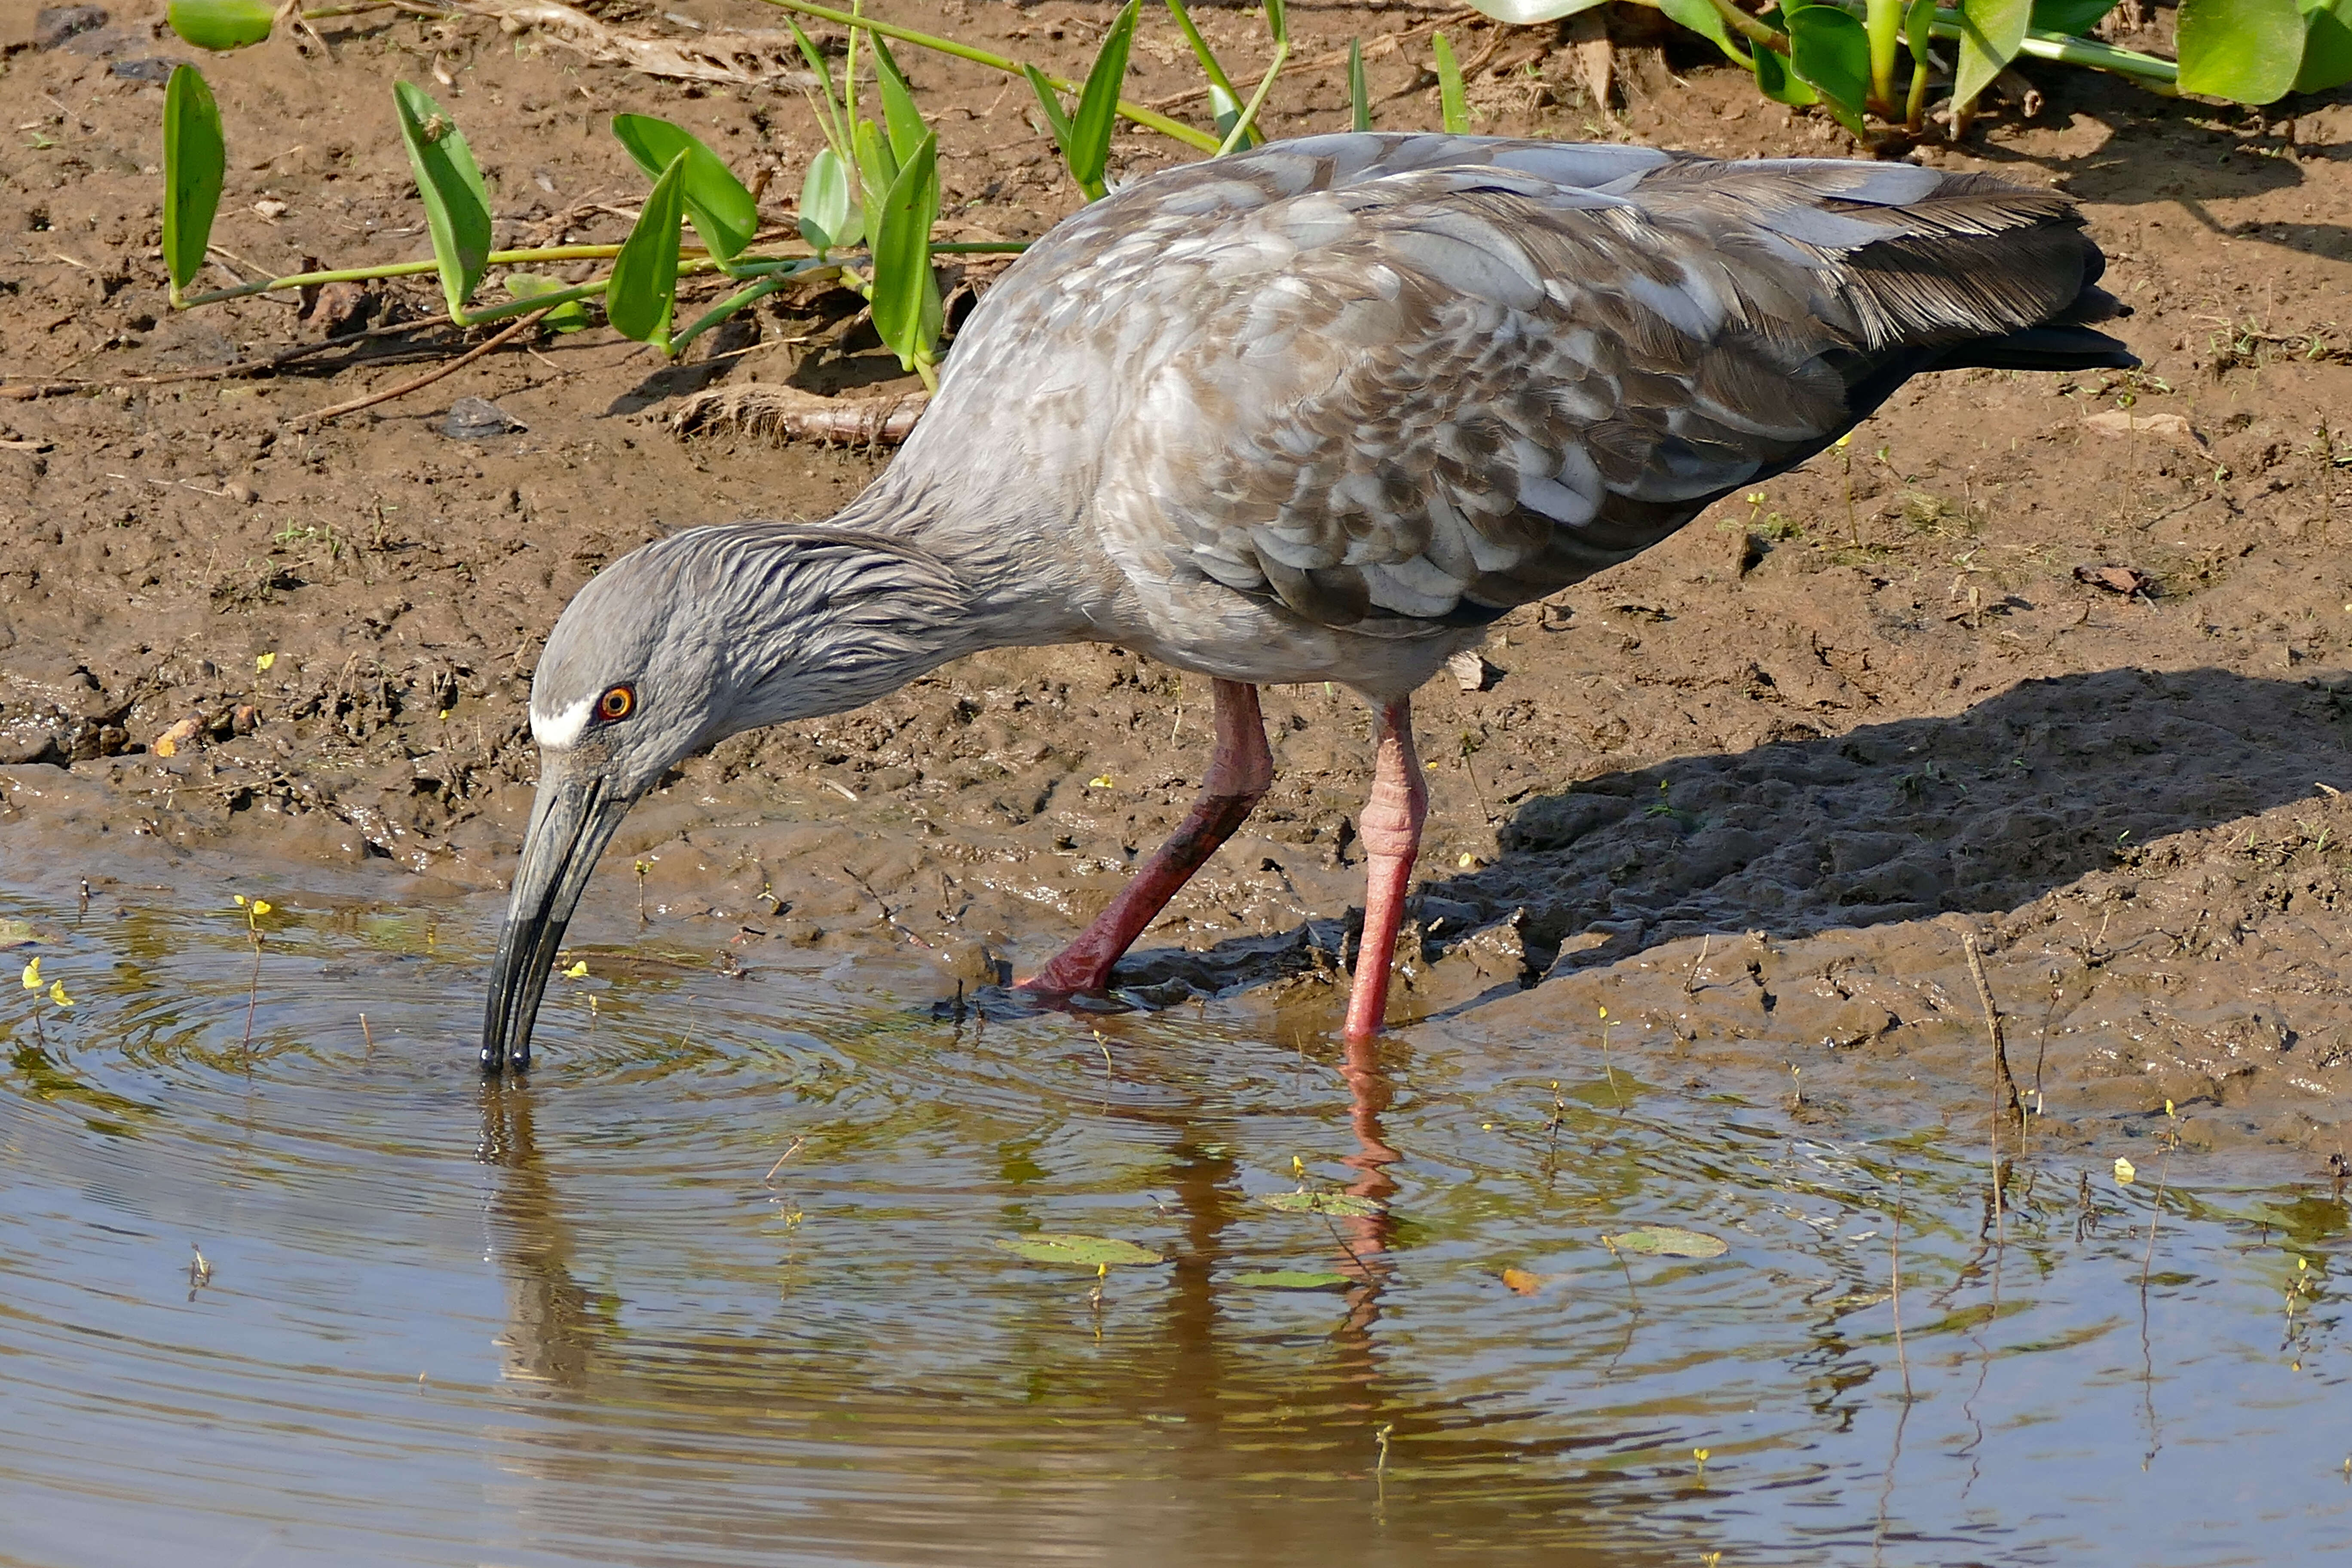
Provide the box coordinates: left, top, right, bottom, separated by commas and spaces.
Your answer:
1657, 159, 2137, 374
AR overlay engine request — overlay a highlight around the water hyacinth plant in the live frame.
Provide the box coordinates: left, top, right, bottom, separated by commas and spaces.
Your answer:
1461, 0, 2352, 127
154, 0, 2344, 398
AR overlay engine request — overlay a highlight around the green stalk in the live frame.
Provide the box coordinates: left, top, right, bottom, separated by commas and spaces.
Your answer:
183, 237, 1027, 311
1928, 11, 2179, 85
455, 276, 609, 328
1164, 0, 1246, 110
1864, 0, 1901, 112
750, 0, 1222, 152
1905, 46, 1931, 125
180, 244, 637, 307
1702, 0, 1792, 52
1215, 39, 1289, 156
668, 264, 826, 356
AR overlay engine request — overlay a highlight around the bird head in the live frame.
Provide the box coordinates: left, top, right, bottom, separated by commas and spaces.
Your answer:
479, 524, 959, 1073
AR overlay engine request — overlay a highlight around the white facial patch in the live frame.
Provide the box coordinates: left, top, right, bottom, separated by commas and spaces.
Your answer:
531, 694, 595, 750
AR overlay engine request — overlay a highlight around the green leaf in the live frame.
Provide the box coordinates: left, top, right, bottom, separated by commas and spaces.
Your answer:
1904, 0, 1937, 62
1348, 38, 1372, 130
1752, 43, 1822, 105
1605, 1226, 1729, 1258
1433, 31, 1469, 134
1952, 0, 2034, 117
869, 130, 939, 373
852, 117, 899, 245
1655, 0, 1754, 63
609, 115, 758, 267
784, 17, 850, 159
1257, 1190, 1386, 1217
1024, 62, 1074, 151
798, 146, 858, 251
1786, 4, 1873, 135
0, 918, 35, 949
392, 82, 494, 321
502, 273, 589, 332
1231, 1269, 1353, 1290
607, 151, 688, 348
1166, 0, 1252, 145
992, 1233, 1165, 1266
1065, 0, 1140, 202
2297, 2, 2352, 92
2029, 0, 2120, 33
1208, 82, 1248, 148
166, 0, 275, 50
2177, 0, 2307, 101
160, 65, 225, 301
868, 34, 931, 165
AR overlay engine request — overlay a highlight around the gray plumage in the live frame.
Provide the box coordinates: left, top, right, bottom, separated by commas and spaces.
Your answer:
482, 132, 2132, 1072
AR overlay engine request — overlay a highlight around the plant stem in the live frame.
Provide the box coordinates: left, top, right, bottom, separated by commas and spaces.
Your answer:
669, 266, 814, 357
1928, 12, 2180, 85
180, 244, 636, 308
1215, 39, 1289, 156
751, 0, 1224, 152
1699, 0, 1791, 53
1865, 0, 1901, 114
1165, 0, 1246, 111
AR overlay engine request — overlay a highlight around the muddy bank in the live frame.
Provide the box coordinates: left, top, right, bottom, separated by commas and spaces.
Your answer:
3, 3, 2350, 1160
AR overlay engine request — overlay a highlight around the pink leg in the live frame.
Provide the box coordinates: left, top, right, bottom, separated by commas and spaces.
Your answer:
1018, 680, 1273, 995
1343, 698, 1428, 1043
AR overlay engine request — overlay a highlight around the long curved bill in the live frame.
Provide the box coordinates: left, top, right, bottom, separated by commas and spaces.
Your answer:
481, 769, 629, 1074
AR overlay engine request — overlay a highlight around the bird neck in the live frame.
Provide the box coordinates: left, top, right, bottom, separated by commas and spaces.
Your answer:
681, 521, 983, 736
819, 454, 1103, 656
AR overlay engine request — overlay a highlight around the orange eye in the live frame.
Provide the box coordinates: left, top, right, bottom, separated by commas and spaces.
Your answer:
597, 683, 636, 722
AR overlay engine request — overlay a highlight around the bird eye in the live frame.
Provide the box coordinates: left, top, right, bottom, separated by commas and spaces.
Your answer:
596, 683, 636, 722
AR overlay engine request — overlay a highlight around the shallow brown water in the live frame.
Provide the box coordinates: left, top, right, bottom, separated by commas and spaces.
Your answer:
4, 870, 2349, 1568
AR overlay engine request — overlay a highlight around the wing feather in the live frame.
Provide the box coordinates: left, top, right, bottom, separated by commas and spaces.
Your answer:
934, 132, 2128, 634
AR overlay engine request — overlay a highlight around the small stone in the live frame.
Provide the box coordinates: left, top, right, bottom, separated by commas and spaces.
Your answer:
443, 396, 524, 441
930, 937, 1007, 987
226, 480, 259, 505
35, 6, 107, 49
1446, 649, 1503, 692
301, 280, 376, 338
778, 917, 824, 947
150, 714, 203, 758
230, 703, 260, 735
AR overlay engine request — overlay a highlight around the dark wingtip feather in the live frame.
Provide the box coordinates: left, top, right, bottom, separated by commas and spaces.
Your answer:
1935, 324, 2139, 373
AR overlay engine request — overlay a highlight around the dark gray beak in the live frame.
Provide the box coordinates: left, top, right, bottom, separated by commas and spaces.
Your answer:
481, 770, 629, 1073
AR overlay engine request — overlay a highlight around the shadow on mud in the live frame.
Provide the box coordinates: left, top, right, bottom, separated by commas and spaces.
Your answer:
1115, 665, 2351, 1001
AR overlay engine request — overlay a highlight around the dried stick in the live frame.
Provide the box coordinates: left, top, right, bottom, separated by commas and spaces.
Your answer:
291, 309, 548, 428
1963, 932, 2023, 1240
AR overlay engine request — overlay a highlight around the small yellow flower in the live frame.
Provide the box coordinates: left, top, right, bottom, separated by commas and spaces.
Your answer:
48, 980, 69, 1009
256, 651, 277, 673
2114, 1156, 2137, 1185
21, 956, 39, 990
1087, 775, 1113, 789
233, 895, 247, 907
563, 960, 588, 979
250, 900, 271, 917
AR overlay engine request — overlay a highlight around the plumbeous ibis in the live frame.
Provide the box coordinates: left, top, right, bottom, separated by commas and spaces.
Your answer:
481, 132, 2134, 1072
